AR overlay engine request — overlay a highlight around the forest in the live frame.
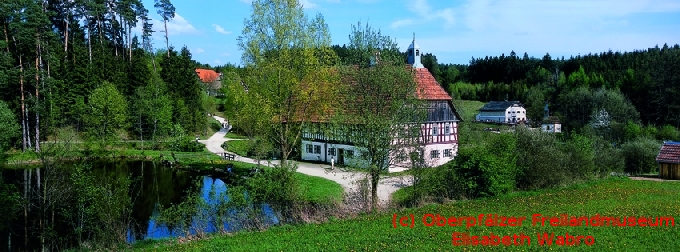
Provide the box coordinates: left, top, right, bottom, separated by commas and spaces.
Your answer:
1, 0, 679, 157
0, 0, 209, 155
415, 45, 680, 132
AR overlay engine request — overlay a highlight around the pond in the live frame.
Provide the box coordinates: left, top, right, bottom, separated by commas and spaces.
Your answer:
0, 159, 279, 251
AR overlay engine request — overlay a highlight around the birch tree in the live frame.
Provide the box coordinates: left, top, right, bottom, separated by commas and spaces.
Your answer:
338, 22, 425, 211
236, 0, 339, 165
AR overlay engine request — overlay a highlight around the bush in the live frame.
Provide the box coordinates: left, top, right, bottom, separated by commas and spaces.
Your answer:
657, 125, 680, 141
563, 133, 595, 179
454, 133, 517, 198
592, 137, 624, 175
621, 137, 661, 174
515, 127, 568, 190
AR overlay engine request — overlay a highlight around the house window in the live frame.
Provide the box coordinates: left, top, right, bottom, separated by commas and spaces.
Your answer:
329, 148, 336, 156
416, 49, 420, 56
432, 125, 438, 135
306, 144, 313, 153
445, 125, 450, 135
444, 149, 452, 157
314, 145, 321, 154
347, 150, 354, 156
430, 150, 440, 159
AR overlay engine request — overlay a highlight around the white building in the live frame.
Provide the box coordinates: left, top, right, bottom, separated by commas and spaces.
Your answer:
476, 101, 527, 124
300, 36, 461, 168
541, 103, 561, 133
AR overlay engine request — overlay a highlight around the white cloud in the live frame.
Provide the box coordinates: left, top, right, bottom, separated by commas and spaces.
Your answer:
392, 0, 455, 29
239, 0, 316, 8
460, 0, 680, 34
192, 48, 205, 54
222, 52, 231, 57
151, 13, 197, 36
390, 19, 414, 29
212, 24, 232, 35
299, 0, 317, 8
214, 60, 223, 64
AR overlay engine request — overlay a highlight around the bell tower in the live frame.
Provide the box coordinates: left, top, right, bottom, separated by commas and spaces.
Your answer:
407, 33, 424, 68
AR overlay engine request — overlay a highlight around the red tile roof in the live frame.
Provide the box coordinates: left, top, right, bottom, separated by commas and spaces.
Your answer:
657, 142, 680, 164
413, 67, 451, 100
195, 69, 219, 83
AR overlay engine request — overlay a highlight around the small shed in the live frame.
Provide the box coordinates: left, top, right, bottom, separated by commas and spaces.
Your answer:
656, 142, 680, 180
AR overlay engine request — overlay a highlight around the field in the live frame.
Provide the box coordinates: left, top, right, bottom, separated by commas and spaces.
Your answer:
453, 99, 485, 121
132, 177, 680, 251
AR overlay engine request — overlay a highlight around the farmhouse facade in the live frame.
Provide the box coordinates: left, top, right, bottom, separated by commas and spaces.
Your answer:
300, 38, 461, 168
656, 142, 680, 180
476, 101, 527, 124
195, 68, 222, 96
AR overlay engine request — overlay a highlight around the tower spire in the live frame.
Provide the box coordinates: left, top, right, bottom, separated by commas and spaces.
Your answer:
407, 32, 423, 68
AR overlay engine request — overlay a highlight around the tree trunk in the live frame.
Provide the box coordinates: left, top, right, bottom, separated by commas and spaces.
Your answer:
18, 44, 27, 151
3, 23, 8, 53
370, 165, 379, 212
35, 40, 40, 152
128, 25, 132, 62
64, 15, 69, 55
87, 22, 92, 64
164, 20, 169, 57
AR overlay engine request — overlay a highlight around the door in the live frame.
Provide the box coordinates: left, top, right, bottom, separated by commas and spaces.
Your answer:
338, 148, 345, 165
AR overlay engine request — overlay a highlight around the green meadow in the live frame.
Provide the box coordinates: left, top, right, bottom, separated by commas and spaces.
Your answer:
132, 177, 680, 251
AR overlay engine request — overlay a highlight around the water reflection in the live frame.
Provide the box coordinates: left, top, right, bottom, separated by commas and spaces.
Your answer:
0, 159, 279, 251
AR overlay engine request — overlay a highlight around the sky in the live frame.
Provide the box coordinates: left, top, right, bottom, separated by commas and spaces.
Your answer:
137, 0, 680, 66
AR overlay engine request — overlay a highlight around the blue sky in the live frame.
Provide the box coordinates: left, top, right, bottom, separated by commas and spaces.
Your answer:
137, 0, 680, 66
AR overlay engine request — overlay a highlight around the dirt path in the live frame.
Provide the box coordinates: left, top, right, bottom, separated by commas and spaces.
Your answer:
629, 176, 679, 182
198, 116, 412, 204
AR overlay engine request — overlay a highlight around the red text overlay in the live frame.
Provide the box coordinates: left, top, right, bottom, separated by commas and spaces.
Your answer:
391, 213, 675, 246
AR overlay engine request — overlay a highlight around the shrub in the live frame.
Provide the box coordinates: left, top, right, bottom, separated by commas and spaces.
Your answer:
657, 125, 680, 141
621, 137, 661, 174
563, 133, 595, 179
515, 127, 568, 190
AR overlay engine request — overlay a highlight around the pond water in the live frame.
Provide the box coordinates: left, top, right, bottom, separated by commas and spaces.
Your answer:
0, 159, 279, 251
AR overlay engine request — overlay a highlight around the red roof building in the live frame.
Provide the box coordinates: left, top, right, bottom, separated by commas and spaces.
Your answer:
195, 68, 222, 95
300, 35, 461, 168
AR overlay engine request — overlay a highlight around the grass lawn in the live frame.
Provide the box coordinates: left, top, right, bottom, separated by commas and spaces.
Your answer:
209, 160, 343, 204
132, 177, 680, 251
453, 100, 485, 121
225, 132, 248, 139
222, 139, 252, 157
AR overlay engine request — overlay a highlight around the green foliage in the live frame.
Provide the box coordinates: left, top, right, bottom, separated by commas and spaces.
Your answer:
0, 175, 20, 231
454, 134, 517, 198
524, 86, 546, 122
448, 81, 480, 100
515, 127, 567, 190
0, 100, 20, 154
234, 0, 339, 164
70, 164, 134, 248
621, 137, 661, 175
86, 82, 129, 141
168, 124, 202, 152
563, 133, 596, 178
623, 120, 642, 141
657, 125, 680, 141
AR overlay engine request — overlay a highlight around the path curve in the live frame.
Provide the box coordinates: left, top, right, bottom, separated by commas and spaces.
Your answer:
198, 115, 412, 203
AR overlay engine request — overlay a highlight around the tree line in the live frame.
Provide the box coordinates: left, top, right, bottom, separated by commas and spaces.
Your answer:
0, 0, 211, 154
402, 45, 680, 134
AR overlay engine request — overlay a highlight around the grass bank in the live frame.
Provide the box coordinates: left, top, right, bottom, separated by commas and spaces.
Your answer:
132, 177, 680, 251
